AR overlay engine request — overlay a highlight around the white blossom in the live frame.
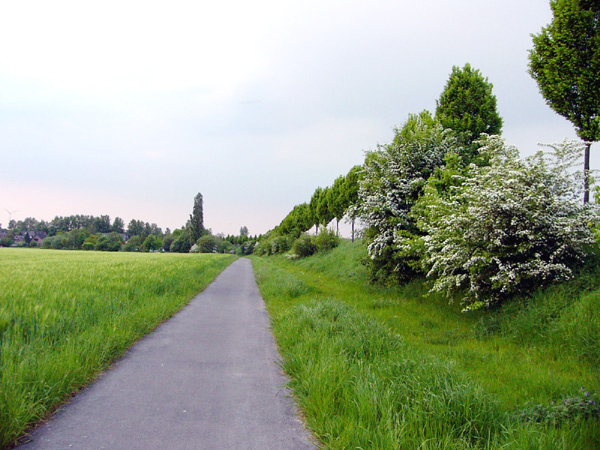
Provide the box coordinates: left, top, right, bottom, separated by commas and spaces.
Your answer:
420, 136, 597, 309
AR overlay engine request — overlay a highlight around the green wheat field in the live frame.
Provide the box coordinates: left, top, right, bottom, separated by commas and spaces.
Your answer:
0, 248, 235, 448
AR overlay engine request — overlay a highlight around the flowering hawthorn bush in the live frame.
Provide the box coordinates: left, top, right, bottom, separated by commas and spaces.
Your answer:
358, 111, 460, 283
418, 136, 597, 310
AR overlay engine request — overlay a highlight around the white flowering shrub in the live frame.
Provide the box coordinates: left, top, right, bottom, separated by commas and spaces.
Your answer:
358, 111, 461, 283
418, 136, 597, 310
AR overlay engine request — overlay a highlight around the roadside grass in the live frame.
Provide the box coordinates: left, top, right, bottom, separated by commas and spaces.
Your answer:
250, 240, 600, 449
0, 248, 236, 448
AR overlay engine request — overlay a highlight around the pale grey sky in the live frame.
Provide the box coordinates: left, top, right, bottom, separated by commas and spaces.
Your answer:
0, 0, 589, 236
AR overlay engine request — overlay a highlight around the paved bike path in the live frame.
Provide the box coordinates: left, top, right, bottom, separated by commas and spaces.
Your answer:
19, 258, 315, 450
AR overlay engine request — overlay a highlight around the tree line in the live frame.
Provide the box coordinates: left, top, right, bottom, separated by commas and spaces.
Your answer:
1, 193, 257, 255
254, 165, 360, 257
258, 0, 600, 310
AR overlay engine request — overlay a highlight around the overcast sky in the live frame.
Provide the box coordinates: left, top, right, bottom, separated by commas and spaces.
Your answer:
0, 0, 591, 236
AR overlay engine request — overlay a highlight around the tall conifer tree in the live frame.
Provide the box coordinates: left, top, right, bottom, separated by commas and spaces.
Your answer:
435, 63, 503, 162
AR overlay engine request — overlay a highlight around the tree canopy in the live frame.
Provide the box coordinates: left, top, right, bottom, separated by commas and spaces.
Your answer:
418, 136, 595, 310
529, 0, 600, 202
359, 111, 459, 283
435, 63, 503, 155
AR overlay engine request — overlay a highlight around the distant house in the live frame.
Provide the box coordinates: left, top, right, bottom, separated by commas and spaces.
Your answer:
29, 231, 47, 244
12, 230, 47, 245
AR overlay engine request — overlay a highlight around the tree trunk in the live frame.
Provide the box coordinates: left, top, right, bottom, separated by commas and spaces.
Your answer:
351, 219, 355, 243
584, 142, 591, 204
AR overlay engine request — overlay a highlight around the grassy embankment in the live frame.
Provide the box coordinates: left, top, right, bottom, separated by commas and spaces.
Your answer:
0, 248, 236, 448
251, 240, 600, 449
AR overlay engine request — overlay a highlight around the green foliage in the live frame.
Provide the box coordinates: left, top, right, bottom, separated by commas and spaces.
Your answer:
91, 215, 112, 234
518, 389, 599, 425
50, 234, 68, 249
126, 219, 146, 237
237, 240, 256, 256
343, 165, 362, 242
161, 233, 175, 252
327, 175, 347, 229
188, 192, 205, 241
273, 299, 501, 449
112, 217, 125, 233
66, 228, 90, 249
255, 233, 293, 256
195, 234, 220, 253
271, 164, 363, 249
477, 257, 600, 366
290, 228, 339, 258
6, 217, 47, 234
277, 203, 312, 236
82, 233, 98, 251
359, 111, 461, 283
94, 232, 123, 252
316, 187, 334, 227
170, 231, 193, 253
343, 165, 361, 207
418, 136, 597, 309
291, 234, 317, 258
435, 63, 503, 152
141, 234, 163, 252
529, 0, 600, 202
314, 227, 339, 252
529, 0, 600, 144
0, 236, 14, 247
309, 187, 324, 231
251, 241, 600, 448
126, 220, 162, 238
123, 235, 142, 252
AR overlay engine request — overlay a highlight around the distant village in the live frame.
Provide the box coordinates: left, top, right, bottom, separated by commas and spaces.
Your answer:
0, 214, 144, 251
0, 228, 48, 246
0, 212, 256, 255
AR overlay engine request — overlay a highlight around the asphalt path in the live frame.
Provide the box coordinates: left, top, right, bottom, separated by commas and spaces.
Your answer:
18, 258, 315, 450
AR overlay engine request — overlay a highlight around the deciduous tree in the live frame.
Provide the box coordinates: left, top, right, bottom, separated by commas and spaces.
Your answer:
112, 217, 125, 233
309, 188, 324, 233
529, 0, 600, 203
328, 175, 346, 234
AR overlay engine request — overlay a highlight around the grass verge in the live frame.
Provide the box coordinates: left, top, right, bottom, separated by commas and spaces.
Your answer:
251, 240, 600, 449
0, 248, 236, 448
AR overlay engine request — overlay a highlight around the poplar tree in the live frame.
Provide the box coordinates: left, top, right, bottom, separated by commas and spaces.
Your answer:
529, 0, 600, 203
189, 192, 205, 241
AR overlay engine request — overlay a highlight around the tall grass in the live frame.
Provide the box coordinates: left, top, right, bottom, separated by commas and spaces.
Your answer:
275, 299, 502, 449
251, 240, 600, 449
0, 248, 235, 448
478, 261, 600, 367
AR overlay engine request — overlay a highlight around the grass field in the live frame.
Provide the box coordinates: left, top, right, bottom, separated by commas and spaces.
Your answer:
251, 240, 600, 449
0, 248, 236, 448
